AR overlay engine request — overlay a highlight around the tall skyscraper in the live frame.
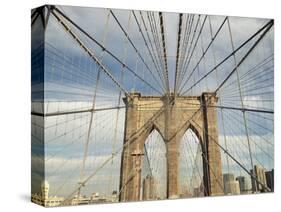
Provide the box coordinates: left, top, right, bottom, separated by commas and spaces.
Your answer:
223, 173, 234, 183
32, 181, 64, 206
41, 180, 49, 200
223, 173, 240, 195
142, 175, 157, 200
265, 169, 274, 192
223, 173, 234, 194
250, 165, 267, 192
236, 176, 249, 193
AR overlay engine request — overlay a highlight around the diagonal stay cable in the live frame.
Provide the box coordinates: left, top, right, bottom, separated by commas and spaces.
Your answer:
181, 19, 273, 95
132, 11, 166, 92
180, 15, 208, 86
110, 9, 165, 93
171, 20, 274, 143
178, 17, 228, 93
147, 12, 168, 90
51, 6, 162, 95
61, 20, 272, 199
177, 15, 202, 88
139, 11, 166, 88
190, 118, 271, 192
166, 20, 273, 193
60, 97, 174, 204
176, 14, 194, 93
49, 8, 133, 101
214, 20, 273, 93
203, 20, 273, 191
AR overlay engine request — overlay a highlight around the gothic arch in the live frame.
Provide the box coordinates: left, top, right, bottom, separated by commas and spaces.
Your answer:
119, 92, 223, 201
140, 122, 165, 148
141, 128, 167, 200
186, 123, 204, 148
178, 126, 204, 197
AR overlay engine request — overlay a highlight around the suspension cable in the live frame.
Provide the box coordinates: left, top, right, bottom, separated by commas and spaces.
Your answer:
159, 12, 170, 93
181, 19, 273, 95
174, 13, 183, 94
110, 10, 165, 92
52, 6, 162, 95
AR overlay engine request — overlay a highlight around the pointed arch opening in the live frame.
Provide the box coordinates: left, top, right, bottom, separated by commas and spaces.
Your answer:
141, 128, 167, 200
178, 127, 205, 197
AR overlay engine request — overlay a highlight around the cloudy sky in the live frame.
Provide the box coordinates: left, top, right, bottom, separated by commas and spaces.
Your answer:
31, 5, 274, 199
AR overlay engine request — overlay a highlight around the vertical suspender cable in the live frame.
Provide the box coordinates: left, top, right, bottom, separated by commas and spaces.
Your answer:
226, 18, 257, 192
208, 16, 231, 175
78, 11, 111, 196
108, 11, 132, 196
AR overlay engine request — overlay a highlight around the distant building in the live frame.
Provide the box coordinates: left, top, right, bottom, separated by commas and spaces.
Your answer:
90, 192, 100, 202
88, 192, 117, 204
265, 169, 274, 192
110, 190, 118, 202
180, 184, 192, 198
236, 176, 250, 193
193, 182, 204, 197
223, 173, 234, 194
41, 180, 49, 200
223, 173, 234, 184
31, 181, 64, 207
250, 165, 267, 192
225, 181, 240, 195
71, 194, 90, 205
71, 191, 118, 205
142, 175, 157, 200
223, 173, 240, 195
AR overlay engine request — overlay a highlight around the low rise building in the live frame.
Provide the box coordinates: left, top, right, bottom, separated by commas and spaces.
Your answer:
31, 181, 64, 207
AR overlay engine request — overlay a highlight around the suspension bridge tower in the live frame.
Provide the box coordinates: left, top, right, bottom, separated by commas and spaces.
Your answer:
119, 92, 224, 201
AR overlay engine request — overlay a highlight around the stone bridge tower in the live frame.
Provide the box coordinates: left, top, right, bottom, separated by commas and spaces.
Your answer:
119, 92, 223, 201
